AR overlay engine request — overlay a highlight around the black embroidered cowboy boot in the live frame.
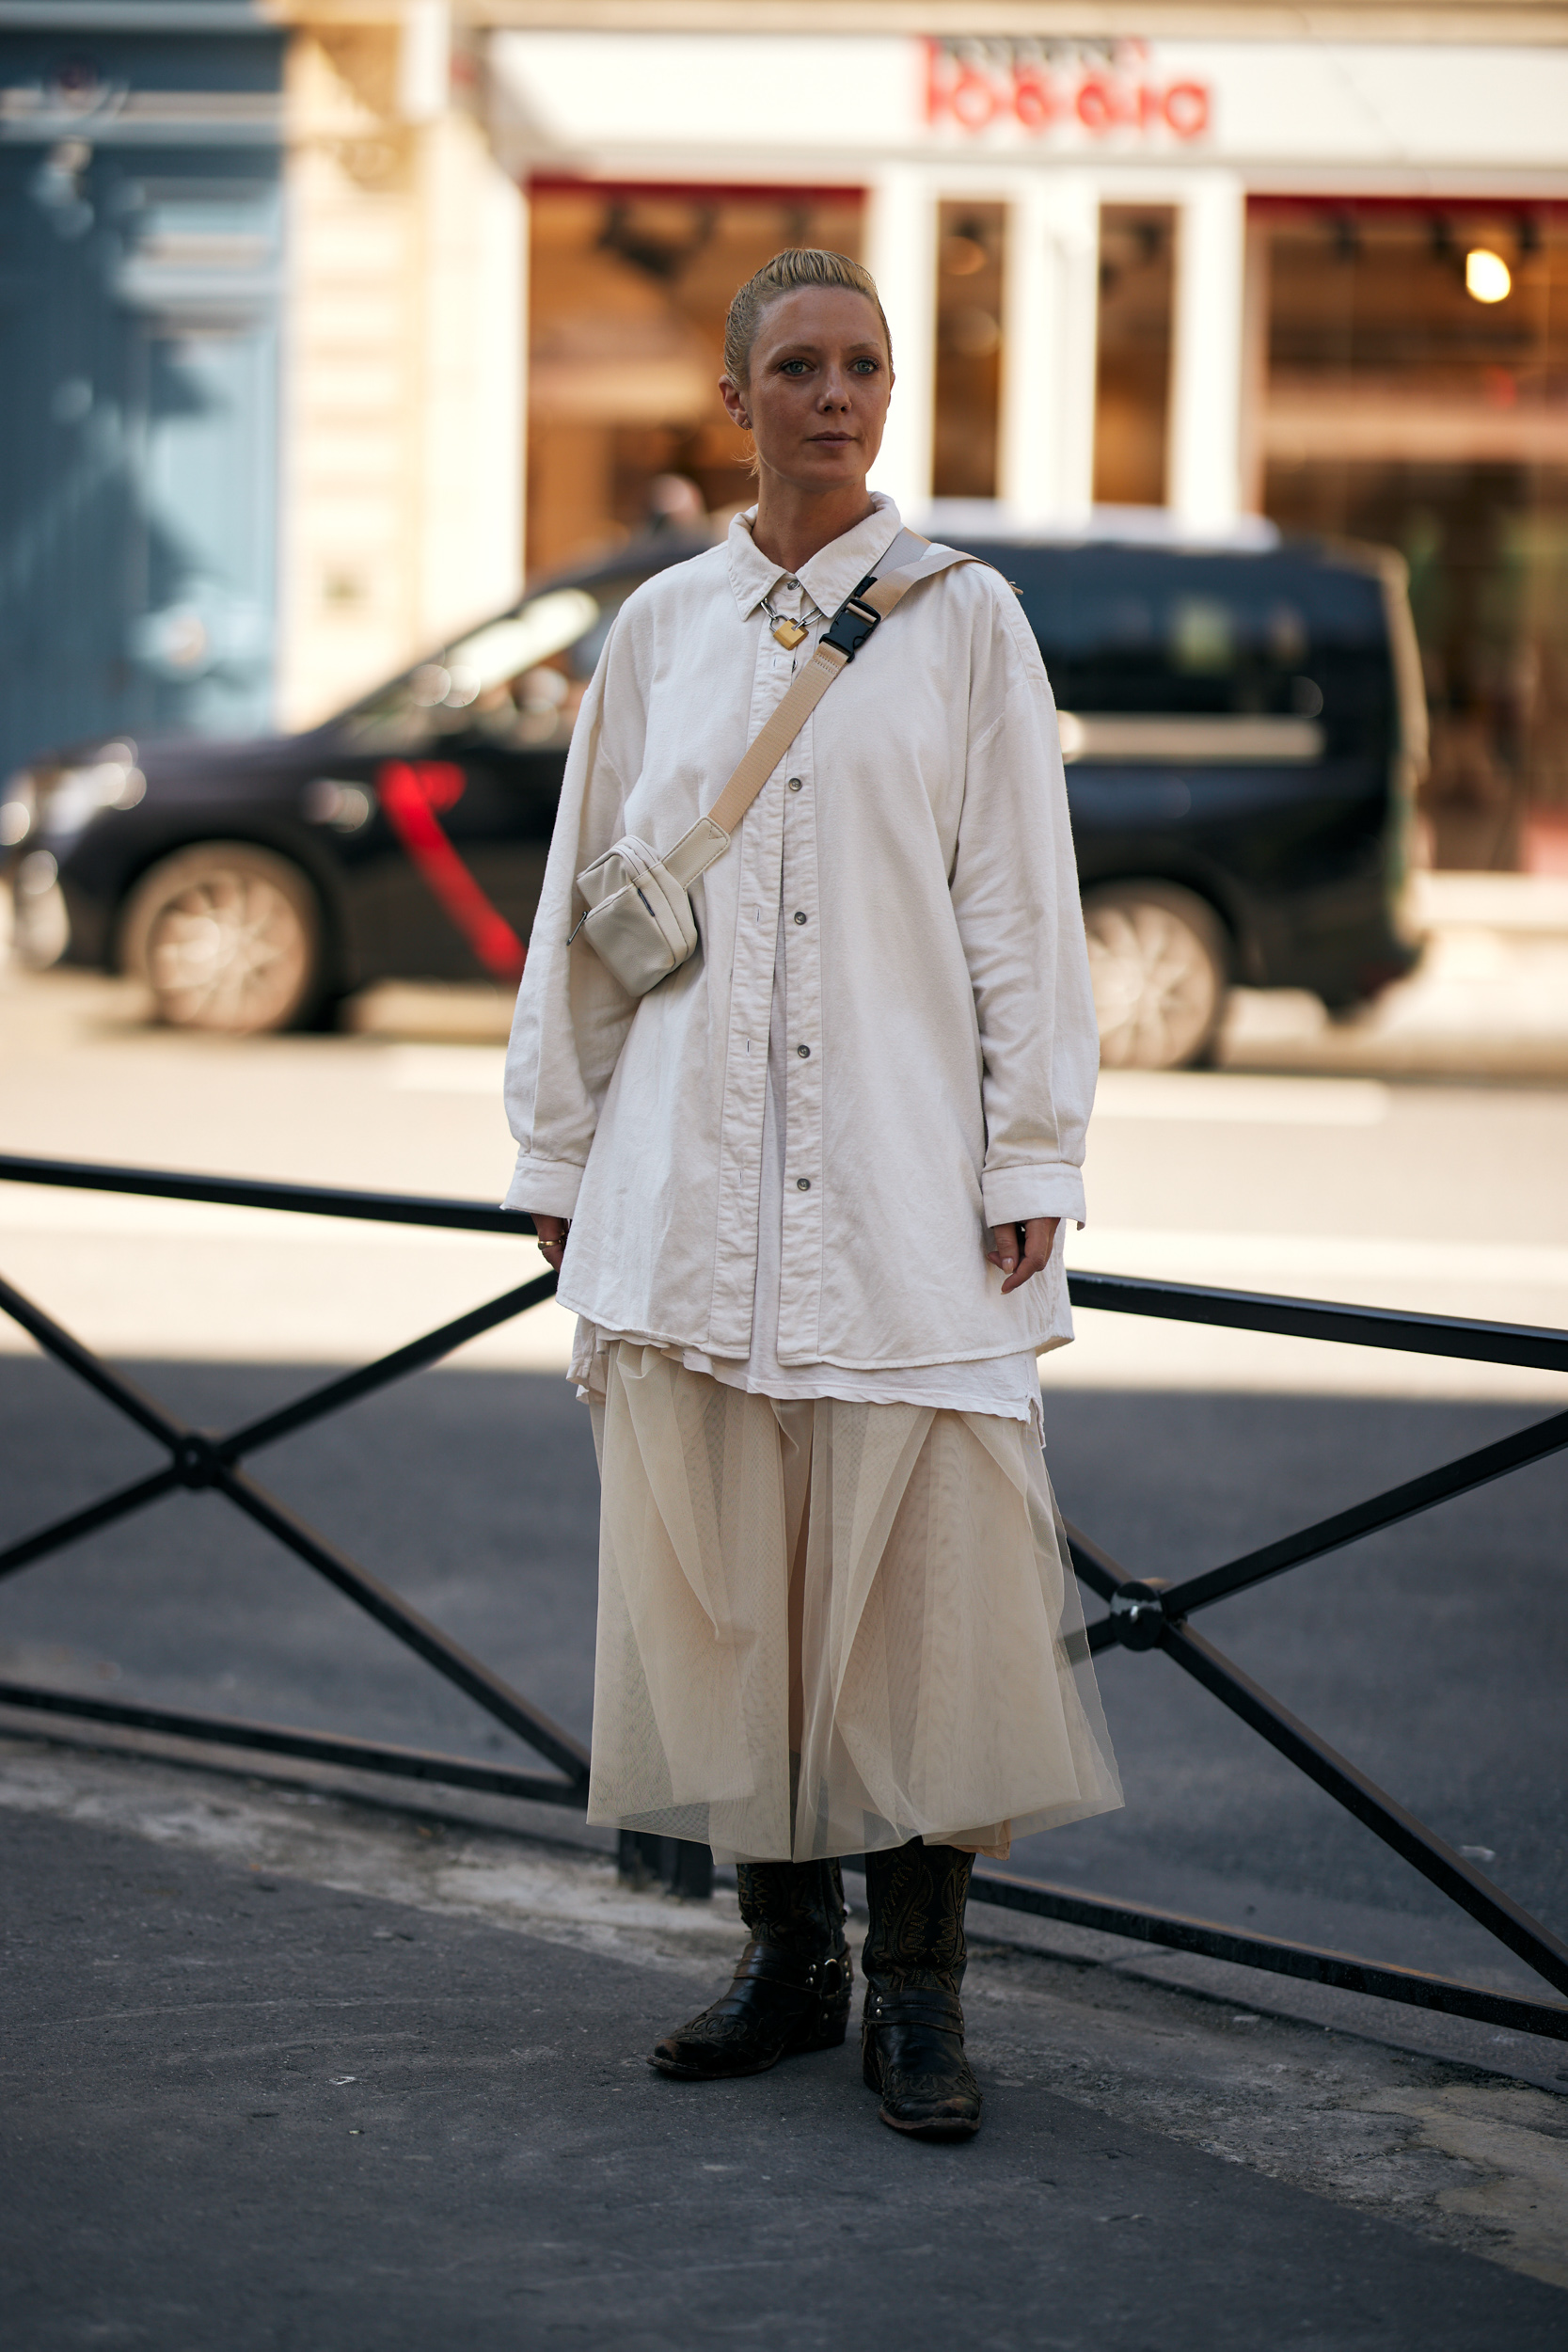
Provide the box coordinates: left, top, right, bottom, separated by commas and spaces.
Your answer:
649, 1859, 852, 2079
861, 1838, 982, 2139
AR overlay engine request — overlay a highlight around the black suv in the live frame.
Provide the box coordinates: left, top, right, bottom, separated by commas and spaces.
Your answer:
2, 526, 1422, 1068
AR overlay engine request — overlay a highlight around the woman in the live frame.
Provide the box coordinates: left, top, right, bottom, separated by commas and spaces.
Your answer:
505, 248, 1120, 2141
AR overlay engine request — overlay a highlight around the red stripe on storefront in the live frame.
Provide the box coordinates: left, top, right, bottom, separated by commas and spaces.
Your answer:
377, 761, 526, 984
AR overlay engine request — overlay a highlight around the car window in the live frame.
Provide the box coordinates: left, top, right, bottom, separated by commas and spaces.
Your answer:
962, 544, 1394, 744
340, 577, 644, 754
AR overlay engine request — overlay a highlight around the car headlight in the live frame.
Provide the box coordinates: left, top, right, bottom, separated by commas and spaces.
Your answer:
0, 771, 36, 847
10, 848, 70, 966
36, 741, 146, 842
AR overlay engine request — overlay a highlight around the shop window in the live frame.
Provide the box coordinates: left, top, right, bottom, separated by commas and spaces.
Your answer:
1093, 205, 1176, 509
932, 203, 1005, 500
1255, 199, 1568, 872
526, 187, 864, 578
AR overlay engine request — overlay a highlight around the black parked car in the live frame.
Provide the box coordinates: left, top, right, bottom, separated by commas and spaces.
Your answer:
2, 524, 1423, 1068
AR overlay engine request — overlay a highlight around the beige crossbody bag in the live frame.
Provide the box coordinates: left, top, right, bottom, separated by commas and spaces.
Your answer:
569, 531, 975, 998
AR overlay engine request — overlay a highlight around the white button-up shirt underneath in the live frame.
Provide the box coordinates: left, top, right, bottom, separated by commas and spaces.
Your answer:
503, 497, 1100, 1406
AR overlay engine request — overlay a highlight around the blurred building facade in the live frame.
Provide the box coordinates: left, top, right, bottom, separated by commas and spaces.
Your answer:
495, 5, 1568, 875
4, 3, 1568, 872
0, 0, 522, 773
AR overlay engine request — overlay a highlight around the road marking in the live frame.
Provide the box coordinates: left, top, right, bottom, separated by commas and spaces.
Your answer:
0, 1186, 495, 1246
1093, 1072, 1388, 1125
372, 1059, 1393, 1120
5, 1191, 1563, 1293
1069, 1227, 1568, 1293
381, 1044, 508, 1094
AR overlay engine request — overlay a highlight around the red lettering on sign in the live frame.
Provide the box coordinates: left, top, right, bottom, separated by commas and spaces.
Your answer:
951, 65, 1002, 131
1010, 66, 1056, 130
923, 39, 1210, 143
1074, 77, 1120, 132
1163, 81, 1211, 138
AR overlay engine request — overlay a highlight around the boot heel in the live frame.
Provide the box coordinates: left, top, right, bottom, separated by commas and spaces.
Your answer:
651, 1942, 853, 2079
798, 1994, 850, 2053
862, 1981, 981, 2138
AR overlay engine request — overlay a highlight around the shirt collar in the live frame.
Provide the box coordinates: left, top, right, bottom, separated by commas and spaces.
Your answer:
726, 492, 906, 622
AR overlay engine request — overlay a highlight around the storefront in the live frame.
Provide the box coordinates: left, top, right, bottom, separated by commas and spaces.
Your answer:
490, 24, 1568, 870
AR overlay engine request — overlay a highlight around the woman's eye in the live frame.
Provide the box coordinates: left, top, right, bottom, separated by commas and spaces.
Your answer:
780, 359, 810, 375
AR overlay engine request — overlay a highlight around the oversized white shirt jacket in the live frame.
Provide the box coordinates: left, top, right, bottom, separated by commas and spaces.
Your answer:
503, 495, 1099, 1373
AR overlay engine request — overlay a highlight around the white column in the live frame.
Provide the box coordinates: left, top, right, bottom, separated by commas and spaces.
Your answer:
277, 27, 527, 733
1000, 171, 1099, 527
1167, 170, 1247, 532
398, 0, 451, 125
415, 112, 527, 640
864, 166, 937, 517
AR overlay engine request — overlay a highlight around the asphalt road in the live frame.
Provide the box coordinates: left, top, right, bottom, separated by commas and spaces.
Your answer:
5, 964, 1568, 1391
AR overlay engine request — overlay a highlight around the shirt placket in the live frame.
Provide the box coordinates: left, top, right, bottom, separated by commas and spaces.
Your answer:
774, 586, 824, 1365
706, 586, 800, 1354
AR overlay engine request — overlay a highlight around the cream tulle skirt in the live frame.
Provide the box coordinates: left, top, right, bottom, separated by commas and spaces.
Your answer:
584, 1342, 1122, 1866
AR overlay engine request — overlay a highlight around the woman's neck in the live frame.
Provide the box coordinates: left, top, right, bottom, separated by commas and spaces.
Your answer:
749, 479, 879, 578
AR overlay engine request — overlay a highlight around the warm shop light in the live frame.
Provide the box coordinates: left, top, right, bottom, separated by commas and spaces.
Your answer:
1465, 248, 1512, 303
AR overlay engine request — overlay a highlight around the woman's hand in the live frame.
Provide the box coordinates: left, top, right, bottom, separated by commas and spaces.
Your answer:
532, 1215, 570, 1273
986, 1216, 1059, 1296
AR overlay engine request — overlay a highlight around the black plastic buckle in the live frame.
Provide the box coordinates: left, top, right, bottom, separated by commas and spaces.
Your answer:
820, 571, 882, 661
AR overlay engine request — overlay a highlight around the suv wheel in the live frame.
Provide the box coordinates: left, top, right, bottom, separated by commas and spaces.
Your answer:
119, 843, 325, 1034
1082, 882, 1228, 1070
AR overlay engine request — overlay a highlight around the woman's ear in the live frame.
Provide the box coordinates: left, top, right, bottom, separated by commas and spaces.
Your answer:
719, 373, 751, 432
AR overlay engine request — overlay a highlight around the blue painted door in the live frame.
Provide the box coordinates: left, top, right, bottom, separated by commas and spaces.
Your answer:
0, 46, 282, 776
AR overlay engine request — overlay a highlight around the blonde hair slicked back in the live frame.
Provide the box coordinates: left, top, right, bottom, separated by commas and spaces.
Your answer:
723, 248, 892, 387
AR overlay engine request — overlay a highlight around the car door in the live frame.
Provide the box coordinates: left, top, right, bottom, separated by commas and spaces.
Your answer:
330, 583, 620, 984
962, 539, 1390, 898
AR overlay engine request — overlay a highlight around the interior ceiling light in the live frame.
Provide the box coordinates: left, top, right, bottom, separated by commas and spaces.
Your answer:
1465, 248, 1512, 303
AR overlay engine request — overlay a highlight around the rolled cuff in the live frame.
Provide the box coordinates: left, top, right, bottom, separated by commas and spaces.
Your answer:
981, 1163, 1086, 1229
503, 1152, 585, 1218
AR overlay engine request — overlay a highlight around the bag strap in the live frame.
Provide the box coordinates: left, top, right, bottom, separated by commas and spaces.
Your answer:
662, 531, 976, 891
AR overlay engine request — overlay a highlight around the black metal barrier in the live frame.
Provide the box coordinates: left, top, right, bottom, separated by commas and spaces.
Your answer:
2, 1148, 1566, 2038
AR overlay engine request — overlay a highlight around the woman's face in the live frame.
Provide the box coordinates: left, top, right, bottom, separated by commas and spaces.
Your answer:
721, 286, 893, 497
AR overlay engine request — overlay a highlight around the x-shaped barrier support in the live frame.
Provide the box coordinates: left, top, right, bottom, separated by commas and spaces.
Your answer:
1, 1154, 1566, 2037
0, 1155, 589, 1811
963, 1270, 1568, 2042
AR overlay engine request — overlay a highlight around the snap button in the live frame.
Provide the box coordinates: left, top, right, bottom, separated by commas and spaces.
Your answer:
787, 777, 802, 792
793, 911, 807, 925
796, 1043, 810, 1058
796, 1177, 811, 1192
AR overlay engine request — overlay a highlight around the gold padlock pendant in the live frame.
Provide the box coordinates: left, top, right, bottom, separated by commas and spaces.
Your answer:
770, 618, 808, 651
